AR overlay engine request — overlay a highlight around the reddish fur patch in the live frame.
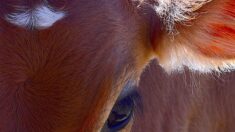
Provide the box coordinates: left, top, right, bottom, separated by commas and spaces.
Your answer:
210, 24, 235, 38
198, 0, 235, 58
199, 44, 226, 57
223, 0, 235, 18
197, 22, 235, 58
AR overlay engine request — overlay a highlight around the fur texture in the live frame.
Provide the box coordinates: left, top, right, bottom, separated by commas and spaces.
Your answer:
0, 0, 154, 131
152, 0, 211, 33
6, 5, 65, 29
147, 0, 235, 73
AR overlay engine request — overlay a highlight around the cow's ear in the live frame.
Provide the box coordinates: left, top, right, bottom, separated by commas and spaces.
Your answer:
150, 0, 235, 73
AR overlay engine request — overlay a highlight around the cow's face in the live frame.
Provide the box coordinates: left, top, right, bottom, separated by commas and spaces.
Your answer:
0, 0, 161, 131
1, 0, 235, 131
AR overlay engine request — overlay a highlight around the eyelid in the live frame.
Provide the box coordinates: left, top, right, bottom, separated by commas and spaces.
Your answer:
118, 81, 137, 100
118, 86, 143, 113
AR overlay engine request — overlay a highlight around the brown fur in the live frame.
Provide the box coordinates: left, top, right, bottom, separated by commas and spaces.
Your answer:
133, 60, 235, 132
0, 0, 159, 131
1, 0, 235, 132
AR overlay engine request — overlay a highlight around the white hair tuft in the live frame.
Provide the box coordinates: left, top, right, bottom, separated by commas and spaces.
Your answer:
151, 0, 211, 34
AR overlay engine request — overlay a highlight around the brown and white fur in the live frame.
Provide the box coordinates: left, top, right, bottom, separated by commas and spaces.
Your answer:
0, 0, 235, 132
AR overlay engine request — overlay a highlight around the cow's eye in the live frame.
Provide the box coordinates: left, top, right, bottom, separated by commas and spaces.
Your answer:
102, 90, 141, 132
107, 95, 134, 131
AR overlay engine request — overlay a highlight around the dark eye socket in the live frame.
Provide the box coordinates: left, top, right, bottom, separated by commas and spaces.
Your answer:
102, 90, 142, 132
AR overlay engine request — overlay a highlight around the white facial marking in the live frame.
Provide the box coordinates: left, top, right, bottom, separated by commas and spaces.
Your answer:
6, 5, 65, 29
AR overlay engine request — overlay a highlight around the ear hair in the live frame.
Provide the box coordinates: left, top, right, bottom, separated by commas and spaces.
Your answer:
148, 0, 212, 34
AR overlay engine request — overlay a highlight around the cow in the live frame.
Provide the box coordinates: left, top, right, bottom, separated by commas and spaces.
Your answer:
0, 0, 235, 131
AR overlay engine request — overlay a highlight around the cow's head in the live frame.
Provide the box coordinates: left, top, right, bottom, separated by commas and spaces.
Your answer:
0, 0, 235, 131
